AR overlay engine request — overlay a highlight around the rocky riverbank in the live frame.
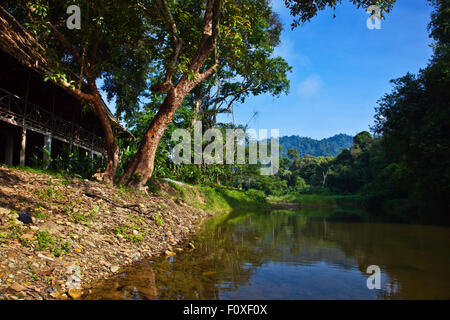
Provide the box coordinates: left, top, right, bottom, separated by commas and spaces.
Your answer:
0, 166, 214, 300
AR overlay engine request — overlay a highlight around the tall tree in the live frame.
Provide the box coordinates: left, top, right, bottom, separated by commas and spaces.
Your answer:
119, 0, 290, 188
191, 41, 291, 128
5, 1, 153, 183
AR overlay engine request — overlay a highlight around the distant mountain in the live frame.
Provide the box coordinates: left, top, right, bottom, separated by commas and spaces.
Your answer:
279, 134, 353, 158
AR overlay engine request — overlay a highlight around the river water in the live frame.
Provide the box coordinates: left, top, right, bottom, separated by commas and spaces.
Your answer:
85, 207, 450, 299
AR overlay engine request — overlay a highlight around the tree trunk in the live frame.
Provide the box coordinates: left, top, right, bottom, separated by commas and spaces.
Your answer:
120, 0, 221, 188
322, 170, 328, 187
46, 21, 120, 184
120, 84, 192, 188
89, 91, 119, 184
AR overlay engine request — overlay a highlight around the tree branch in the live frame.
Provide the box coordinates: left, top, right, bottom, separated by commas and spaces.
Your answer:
188, 0, 222, 73
194, 63, 218, 86
89, 21, 101, 68
48, 22, 83, 68
140, 0, 183, 93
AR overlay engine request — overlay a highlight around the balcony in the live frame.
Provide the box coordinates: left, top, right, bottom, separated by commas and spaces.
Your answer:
0, 88, 105, 153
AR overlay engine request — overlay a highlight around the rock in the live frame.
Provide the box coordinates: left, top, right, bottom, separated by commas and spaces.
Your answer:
132, 252, 141, 262
67, 288, 82, 299
21, 233, 35, 240
66, 274, 82, 289
110, 265, 119, 273
66, 264, 81, 276
37, 253, 54, 261
165, 250, 176, 256
132, 230, 139, 236
18, 211, 33, 224
10, 283, 26, 292
66, 264, 81, 289
85, 241, 96, 248
39, 222, 60, 235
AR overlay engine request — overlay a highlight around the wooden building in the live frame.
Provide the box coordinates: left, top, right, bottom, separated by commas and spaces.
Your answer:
0, 6, 130, 168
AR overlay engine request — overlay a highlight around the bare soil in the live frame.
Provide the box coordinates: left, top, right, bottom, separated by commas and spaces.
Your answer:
0, 166, 213, 300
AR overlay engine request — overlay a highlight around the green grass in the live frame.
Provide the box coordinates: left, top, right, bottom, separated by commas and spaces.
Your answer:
194, 186, 267, 212
154, 179, 267, 212
34, 185, 65, 203
111, 213, 148, 244
270, 194, 336, 207
2, 164, 76, 181
34, 230, 70, 257
269, 193, 366, 209
154, 212, 164, 226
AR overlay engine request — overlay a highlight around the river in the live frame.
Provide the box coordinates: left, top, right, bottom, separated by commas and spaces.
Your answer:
84, 207, 450, 299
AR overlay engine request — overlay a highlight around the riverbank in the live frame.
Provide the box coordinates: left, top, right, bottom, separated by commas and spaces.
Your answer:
0, 166, 262, 300
268, 193, 363, 209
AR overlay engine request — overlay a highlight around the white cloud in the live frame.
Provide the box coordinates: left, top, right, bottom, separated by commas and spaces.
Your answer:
272, 38, 312, 68
298, 74, 324, 98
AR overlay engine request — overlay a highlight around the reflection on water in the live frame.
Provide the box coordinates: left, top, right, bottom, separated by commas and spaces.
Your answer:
85, 208, 450, 300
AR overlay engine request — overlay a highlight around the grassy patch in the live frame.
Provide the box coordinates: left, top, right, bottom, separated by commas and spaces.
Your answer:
3, 164, 81, 181
0, 232, 7, 245
194, 186, 267, 212
34, 186, 65, 203
34, 231, 71, 257
270, 194, 337, 207
154, 212, 164, 226
32, 205, 49, 219
111, 214, 148, 244
68, 203, 101, 224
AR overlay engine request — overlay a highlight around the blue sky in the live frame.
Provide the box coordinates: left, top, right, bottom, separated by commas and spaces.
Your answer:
100, 0, 434, 140
216, 0, 434, 139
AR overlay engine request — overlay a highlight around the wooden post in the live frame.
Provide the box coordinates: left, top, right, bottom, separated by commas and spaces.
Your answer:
43, 133, 52, 169
19, 126, 26, 166
88, 149, 94, 168
20, 71, 31, 167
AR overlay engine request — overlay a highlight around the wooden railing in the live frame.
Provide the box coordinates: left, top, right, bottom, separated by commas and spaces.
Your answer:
0, 88, 105, 152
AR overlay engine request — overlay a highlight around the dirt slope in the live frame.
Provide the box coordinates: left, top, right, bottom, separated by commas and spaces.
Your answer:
0, 166, 213, 300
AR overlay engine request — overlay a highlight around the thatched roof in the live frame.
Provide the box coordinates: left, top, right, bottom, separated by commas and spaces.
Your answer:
0, 5, 132, 138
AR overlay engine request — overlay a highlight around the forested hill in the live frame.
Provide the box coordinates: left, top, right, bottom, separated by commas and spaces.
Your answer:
279, 134, 353, 157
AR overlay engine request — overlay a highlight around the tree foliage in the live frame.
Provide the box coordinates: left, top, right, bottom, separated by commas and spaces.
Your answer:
284, 0, 396, 28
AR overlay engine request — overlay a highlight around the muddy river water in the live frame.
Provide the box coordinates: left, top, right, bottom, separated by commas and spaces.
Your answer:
84, 208, 450, 299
